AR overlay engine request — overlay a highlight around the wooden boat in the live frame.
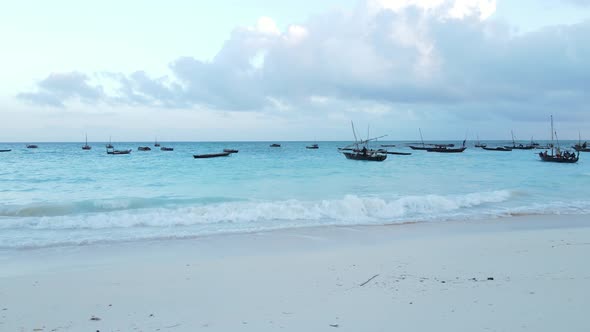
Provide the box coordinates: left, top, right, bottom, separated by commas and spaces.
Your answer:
106, 148, 131, 155
82, 134, 91, 150
223, 149, 239, 153
0, 149, 11, 152
193, 152, 231, 159
409, 145, 430, 150
339, 122, 387, 161
270, 143, 281, 147
426, 140, 466, 153
474, 135, 486, 148
154, 138, 160, 147
378, 150, 411, 155
539, 116, 579, 163
505, 131, 534, 150
572, 133, 590, 152
106, 136, 113, 149
482, 146, 512, 151
306, 144, 319, 149
138, 146, 151, 151
160, 147, 174, 151
26, 144, 38, 149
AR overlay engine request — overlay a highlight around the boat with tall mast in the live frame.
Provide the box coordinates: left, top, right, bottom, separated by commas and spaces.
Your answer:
154, 138, 160, 147
82, 134, 91, 150
474, 135, 486, 148
572, 132, 590, 152
106, 136, 114, 149
339, 122, 387, 161
505, 131, 534, 150
409, 128, 429, 150
539, 115, 579, 163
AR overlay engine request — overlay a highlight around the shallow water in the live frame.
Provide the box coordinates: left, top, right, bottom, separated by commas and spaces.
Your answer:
0, 140, 588, 248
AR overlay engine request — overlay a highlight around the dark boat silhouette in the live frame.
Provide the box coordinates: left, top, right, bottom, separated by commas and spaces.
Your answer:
505, 131, 534, 150
0, 149, 11, 152
154, 138, 160, 147
482, 146, 512, 151
539, 116, 579, 163
474, 135, 486, 148
572, 133, 590, 152
82, 134, 91, 150
106, 147, 131, 155
193, 152, 231, 159
26, 144, 38, 149
106, 136, 114, 149
306, 144, 319, 149
223, 149, 239, 153
270, 144, 281, 147
426, 140, 467, 153
138, 146, 151, 151
338, 122, 387, 162
160, 147, 174, 151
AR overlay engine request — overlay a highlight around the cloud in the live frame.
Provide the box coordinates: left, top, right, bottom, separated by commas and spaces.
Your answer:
17, 0, 590, 124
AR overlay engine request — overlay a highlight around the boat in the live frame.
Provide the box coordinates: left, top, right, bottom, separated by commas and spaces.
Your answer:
505, 131, 534, 150
338, 122, 387, 162
223, 149, 239, 153
270, 144, 281, 147
306, 144, 319, 149
193, 152, 231, 159
377, 149, 411, 155
26, 144, 38, 149
380, 144, 396, 147
0, 149, 11, 152
474, 135, 486, 148
538, 116, 579, 163
138, 146, 151, 151
572, 133, 590, 152
106, 147, 132, 155
482, 146, 512, 151
82, 134, 91, 150
106, 136, 114, 149
409, 128, 429, 150
426, 140, 467, 153
160, 147, 174, 151
154, 138, 160, 147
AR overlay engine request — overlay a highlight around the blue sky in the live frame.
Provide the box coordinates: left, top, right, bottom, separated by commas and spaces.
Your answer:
1, 0, 589, 141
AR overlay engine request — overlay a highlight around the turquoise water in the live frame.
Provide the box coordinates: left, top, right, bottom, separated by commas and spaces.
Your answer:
1, 141, 588, 249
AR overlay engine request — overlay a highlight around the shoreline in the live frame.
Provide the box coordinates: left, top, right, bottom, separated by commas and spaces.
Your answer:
2, 214, 590, 331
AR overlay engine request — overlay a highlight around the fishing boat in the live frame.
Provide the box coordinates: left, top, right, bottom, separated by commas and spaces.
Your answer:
474, 135, 486, 148
154, 138, 160, 147
138, 146, 151, 151
377, 149, 411, 155
26, 144, 38, 149
106, 147, 132, 155
572, 133, 590, 152
193, 152, 231, 159
408, 128, 429, 150
539, 116, 579, 163
339, 122, 387, 162
505, 131, 534, 150
426, 140, 467, 153
223, 149, 239, 153
306, 144, 319, 149
106, 137, 114, 149
160, 147, 174, 151
0, 149, 11, 152
82, 134, 91, 150
270, 144, 281, 147
482, 146, 512, 151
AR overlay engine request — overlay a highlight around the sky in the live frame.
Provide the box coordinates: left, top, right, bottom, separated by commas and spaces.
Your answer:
1, 0, 589, 142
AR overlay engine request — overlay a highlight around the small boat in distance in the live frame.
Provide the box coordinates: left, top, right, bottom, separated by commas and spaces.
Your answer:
409, 128, 429, 150
380, 144, 396, 147
378, 150, 411, 155
193, 152, 231, 159
482, 146, 512, 151
572, 133, 590, 152
154, 138, 160, 147
160, 147, 174, 151
474, 135, 486, 148
539, 116, 579, 163
106, 136, 114, 149
82, 134, 91, 150
426, 140, 467, 153
26, 144, 38, 149
138, 146, 151, 151
306, 144, 319, 149
505, 131, 534, 150
223, 149, 239, 153
339, 122, 388, 162
106, 147, 132, 155
0, 149, 11, 152
270, 144, 281, 147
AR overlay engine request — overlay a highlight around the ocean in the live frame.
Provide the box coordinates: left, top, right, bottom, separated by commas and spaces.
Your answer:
0, 141, 588, 249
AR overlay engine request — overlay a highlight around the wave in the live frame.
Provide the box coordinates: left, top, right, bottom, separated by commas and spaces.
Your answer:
0, 190, 513, 231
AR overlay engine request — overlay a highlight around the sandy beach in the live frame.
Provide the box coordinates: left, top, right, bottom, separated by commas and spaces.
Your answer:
1, 214, 589, 332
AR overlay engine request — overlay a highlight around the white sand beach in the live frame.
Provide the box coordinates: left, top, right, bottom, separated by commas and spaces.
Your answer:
1, 215, 589, 332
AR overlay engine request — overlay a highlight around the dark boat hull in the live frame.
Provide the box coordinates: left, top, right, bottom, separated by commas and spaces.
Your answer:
385, 151, 411, 155
482, 147, 512, 151
474, 144, 486, 148
82, 146, 91, 150
342, 152, 387, 161
193, 152, 231, 159
0, 149, 11, 152
306, 146, 319, 149
539, 153, 579, 163
107, 149, 132, 155
223, 149, 239, 153
409, 146, 429, 150
138, 147, 151, 151
505, 146, 534, 150
573, 146, 590, 152
270, 144, 281, 147
160, 147, 174, 151
426, 147, 466, 153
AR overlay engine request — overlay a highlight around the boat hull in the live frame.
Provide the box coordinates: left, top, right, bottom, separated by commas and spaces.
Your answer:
193, 152, 231, 159
482, 147, 512, 151
539, 153, 579, 163
342, 152, 387, 161
426, 147, 466, 153
0, 149, 11, 152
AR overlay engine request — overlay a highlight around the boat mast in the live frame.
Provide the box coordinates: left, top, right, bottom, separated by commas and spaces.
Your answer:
511, 130, 515, 147
550, 115, 554, 155
419, 128, 425, 147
